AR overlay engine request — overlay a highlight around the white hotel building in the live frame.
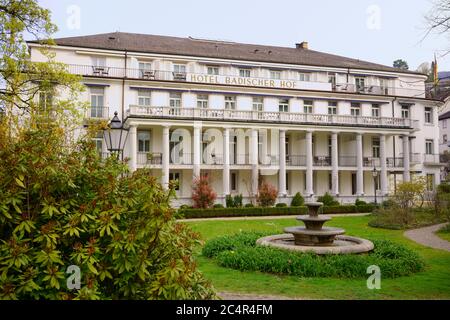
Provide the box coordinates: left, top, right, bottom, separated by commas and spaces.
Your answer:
29, 32, 443, 206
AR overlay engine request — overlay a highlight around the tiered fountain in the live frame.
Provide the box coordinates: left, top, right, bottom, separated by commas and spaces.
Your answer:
256, 202, 373, 255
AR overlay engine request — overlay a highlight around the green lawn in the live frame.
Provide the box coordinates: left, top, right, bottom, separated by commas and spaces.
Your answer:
184, 215, 450, 299
437, 227, 450, 242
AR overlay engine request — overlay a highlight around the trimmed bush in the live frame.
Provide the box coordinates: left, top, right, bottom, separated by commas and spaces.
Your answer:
245, 203, 254, 208
203, 232, 425, 279
355, 198, 367, 206
225, 195, 234, 208
257, 181, 278, 207
317, 192, 340, 206
275, 203, 287, 207
233, 194, 243, 208
213, 203, 224, 209
291, 192, 305, 207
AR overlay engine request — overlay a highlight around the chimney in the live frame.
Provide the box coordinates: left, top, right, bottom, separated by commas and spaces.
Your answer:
296, 41, 309, 49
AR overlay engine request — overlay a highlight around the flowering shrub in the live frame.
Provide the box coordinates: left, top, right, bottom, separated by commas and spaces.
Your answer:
192, 176, 217, 209
257, 181, 278, 207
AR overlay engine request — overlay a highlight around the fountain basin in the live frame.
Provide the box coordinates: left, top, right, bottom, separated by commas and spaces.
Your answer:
256, 234, 374, 255
284, 226, 345, 246
296, 215, 332, 230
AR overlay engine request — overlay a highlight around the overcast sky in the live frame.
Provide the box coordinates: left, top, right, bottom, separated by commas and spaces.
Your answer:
38, 0, 449, 71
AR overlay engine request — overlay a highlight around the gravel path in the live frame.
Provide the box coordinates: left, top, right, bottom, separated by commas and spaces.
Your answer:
178, 213, 371, 222
404, 223, 450, 252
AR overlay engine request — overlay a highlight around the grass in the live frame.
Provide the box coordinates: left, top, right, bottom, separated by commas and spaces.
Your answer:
184, 215, 450, 299
437, 224, 450, 242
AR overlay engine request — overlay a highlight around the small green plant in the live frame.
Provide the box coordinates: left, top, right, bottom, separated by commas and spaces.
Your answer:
275, 203, 287, 207
213, 203, 224, 209
225, 195, 234, 208
233, 194, 243, 208
355, 198, 367, 206
317, 192, 340, 206
244, 203, 255, 208
291, 192, 305, 207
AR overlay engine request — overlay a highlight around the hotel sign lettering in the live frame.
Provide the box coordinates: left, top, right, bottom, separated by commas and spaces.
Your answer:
189, 74, 297, 89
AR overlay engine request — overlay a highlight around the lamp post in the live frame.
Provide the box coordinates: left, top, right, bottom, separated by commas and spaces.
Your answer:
372, 166, 379, 205
103, 111, 129, 160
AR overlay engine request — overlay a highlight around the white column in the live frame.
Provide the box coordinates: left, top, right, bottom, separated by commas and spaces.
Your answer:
162, 125, 170, 189
403, 134, 410, 182
356, 133, 364, 196
251, 128, 259, 198
331, 132, 339, 196
278, 129, 286, 196
380, 134, 388, 195
305, 131, 314, 196
129, 125, 137, 172
223, 127, 230, 202
193, 124, 201, 179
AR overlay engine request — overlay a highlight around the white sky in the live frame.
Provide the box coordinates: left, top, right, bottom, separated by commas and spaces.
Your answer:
38, 0, 450, 71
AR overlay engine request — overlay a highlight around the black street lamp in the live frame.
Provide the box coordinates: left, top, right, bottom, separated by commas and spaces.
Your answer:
103, 111, 129, 159
372, 166, 379, 205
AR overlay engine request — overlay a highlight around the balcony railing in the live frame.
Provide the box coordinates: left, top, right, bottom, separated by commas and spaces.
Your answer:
339, 156, 356, 167
363, 157, 381, 167
203, 153, 223, 165
86, 106, 109, 119
313, 156, 331, 166
259, 155, 279, 166
170, 152, 193, 165
423, 154, 444, 165
127, 106, 417, 129
386, 157, 404, 168
137, 152, 162, 165
66, 64, 429, 98
230, 154, 250, 165
287, 155, 306, 166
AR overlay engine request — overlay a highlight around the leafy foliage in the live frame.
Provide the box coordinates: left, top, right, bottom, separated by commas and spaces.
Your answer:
225, 194, 243, 208
290, 192, 305, 207
203, 232, 424, 279
256, 181, 278, 207
317, 192, 340, 206
191, 176, 217, 209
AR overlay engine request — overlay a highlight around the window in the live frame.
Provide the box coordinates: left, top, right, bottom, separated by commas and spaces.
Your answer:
169, 92, 181, 108
93, 132, 103, 154
225, 96, 236, 110
270, 70, 281, 79
355, 77, 366, 91
138, 89, 151, 106
279, 99, 289, 113
372, 137, 380, 158
239, 68, 251, 77
443, 119, 447, 129
231, 172, 238, 192
173, 64, 186, 73
299, 73, 311, 82
38, 91, 53, 112
425, 140, 434, 155
89, 87, 104, 118
138, 131, 151, 152
304, 100, 313, 114
351, 103, 361, 116
425, 107, 433, 124
286, 172, 290, 193
328, 136, 332, 157
371, 104, 380, 117
380, 78, 389, 94
444, 134, 448, 143
328, 173, 332, 191
169, 172, 180, 191
374, 175, 381, 191
207, 66, 219, 75
197, 94, 208, 108
426, 174, 435, 191
328, 73, 336, 88
92, 57, 106, 67
138, 62, 152, 71
252, 97, 263, 111
328, 101, 337, 115
401, 105, 410, 119
285, 136, 290, 159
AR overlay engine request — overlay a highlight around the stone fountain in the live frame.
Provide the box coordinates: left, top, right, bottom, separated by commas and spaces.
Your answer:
256, 202, 373, 255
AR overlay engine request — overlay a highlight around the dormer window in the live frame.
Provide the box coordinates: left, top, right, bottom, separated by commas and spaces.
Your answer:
270, 70, 281, 80
207, 66, 219, 75
173, 64, 187, 81
225, 96, 236, 110
299, 73, 311, 82
239, 68, 251, 77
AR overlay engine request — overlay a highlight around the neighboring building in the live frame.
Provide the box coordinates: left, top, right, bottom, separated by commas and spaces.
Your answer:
427, 71, 450, 101
28, 32, 444, 206
439, 108, 450, 181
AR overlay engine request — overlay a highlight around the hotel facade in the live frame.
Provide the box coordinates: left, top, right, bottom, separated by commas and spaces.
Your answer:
29, 32, 443, 206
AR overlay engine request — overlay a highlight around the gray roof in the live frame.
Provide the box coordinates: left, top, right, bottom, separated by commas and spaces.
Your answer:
440, 110, 450, 121
30, 32, 423, 76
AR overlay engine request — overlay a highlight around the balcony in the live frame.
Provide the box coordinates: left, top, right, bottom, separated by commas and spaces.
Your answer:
287, 155, 306, 166
137, 152, 162, 165
171, 152, 193, 165
230, 154, 250, 165
386, 157, 404, 168
313, 156, 331, 166
259, 155, 279, 166
65, 64, 430, 98
363, 157, 381, 167
127, 106, 417, 129
339, 156, 356, 167
203, 153, 223, 165
423, 154, 445, 165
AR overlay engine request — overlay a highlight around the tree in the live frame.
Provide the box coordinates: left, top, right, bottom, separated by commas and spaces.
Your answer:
416, 62, 434, 82
423, 0, 450, 56
191, 176, 217, 209
393, 59, 409, 70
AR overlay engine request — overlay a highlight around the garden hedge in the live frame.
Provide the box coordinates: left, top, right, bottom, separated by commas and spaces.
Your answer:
178, 204, 375, 219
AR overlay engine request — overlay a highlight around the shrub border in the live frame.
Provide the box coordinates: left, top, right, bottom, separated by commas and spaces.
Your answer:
178, 204, 375, 219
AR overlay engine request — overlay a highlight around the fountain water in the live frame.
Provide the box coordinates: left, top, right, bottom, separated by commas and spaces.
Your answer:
256, 202, 374, 255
